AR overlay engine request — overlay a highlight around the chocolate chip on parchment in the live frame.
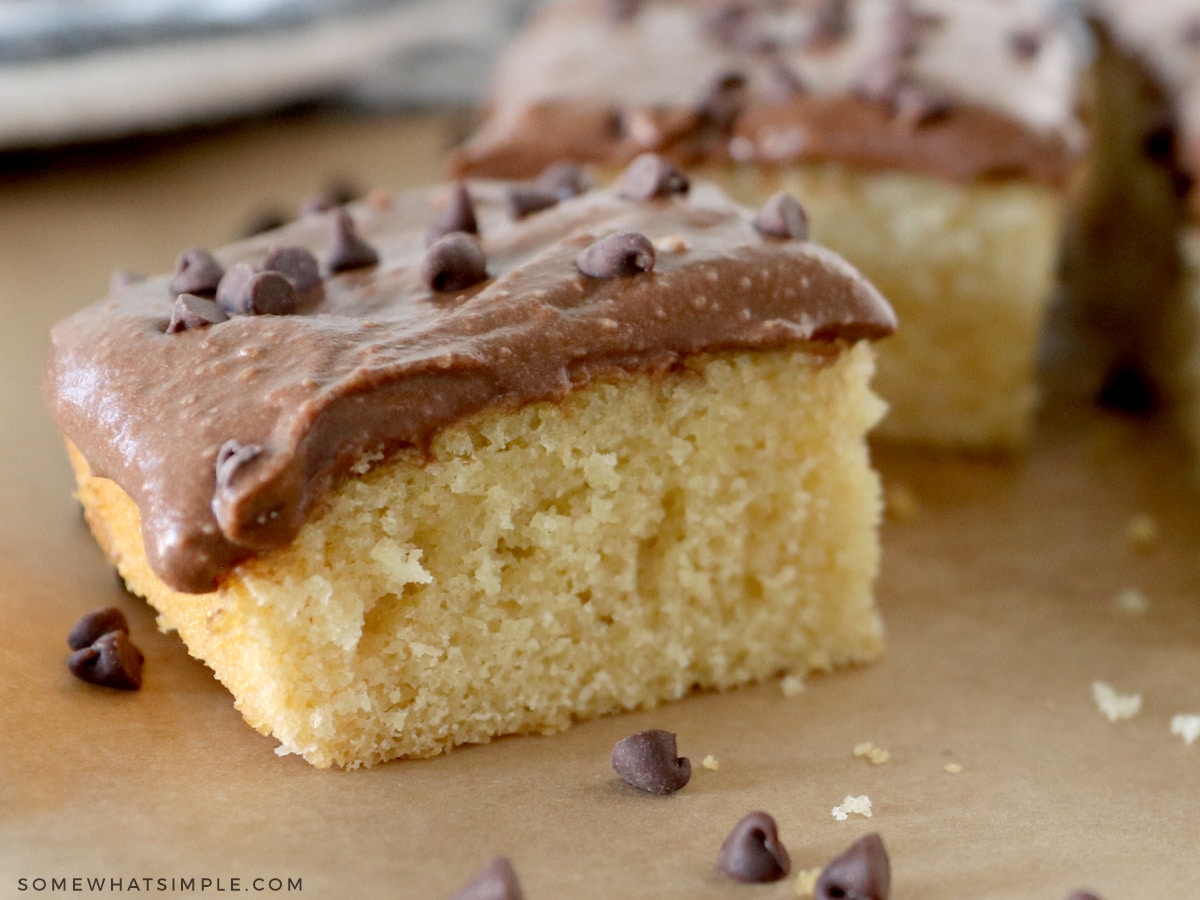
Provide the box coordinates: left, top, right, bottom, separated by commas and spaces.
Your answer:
263, 246, 321, 293
169, 248, 225, 297
505, 185, 560, 220
216, 264, 298, 317
215, 440, 264, 490
67, 607, 129, 651
577, 231, 656, 279
534, 161, 592, 199
421, 233, 489, 292
425, 183, 479, 246
166, 294, 230, 333
68, 630, 144, 691
717, 811, 791, 883
815, 833, 891, 900
451, 857, 524, 900
610, 729, 692, 794
326, 209, 379, 273
1066, 893, 1102, 900
754, 193, 809, 240
617, 153, 690, 200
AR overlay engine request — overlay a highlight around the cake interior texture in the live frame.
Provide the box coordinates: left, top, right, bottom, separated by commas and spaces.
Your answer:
702, 162, 1061, 450
73, 345, 886, 768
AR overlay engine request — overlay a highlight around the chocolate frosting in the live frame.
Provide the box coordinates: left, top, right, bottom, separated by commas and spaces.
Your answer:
44, 180, 895, 593
450, 0, 1084, 185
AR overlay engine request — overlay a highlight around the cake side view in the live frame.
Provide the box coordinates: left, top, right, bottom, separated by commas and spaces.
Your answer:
45, 169, 895, 767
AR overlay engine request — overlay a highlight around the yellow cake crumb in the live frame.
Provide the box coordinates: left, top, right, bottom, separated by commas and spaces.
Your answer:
794, 868, 822, 898
883, 482, 920, 521
1171, 714, 1200, 746
831, 795, 873, 821
1113, 587, 1149, 615
1092, 681, 1143, 722
1125, 513, 1159, 550
780, 674, 807, 698
944, 762, 964, 774
853, 741, 891, 765
701, 754, 720, 771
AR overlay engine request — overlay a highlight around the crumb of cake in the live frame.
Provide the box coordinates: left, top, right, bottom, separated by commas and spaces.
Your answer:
793, 868, 822, 898
702, 754, 720, 771
831, 795, 873, 821
1125, 513, 1159, 550
943, 762, 964, 774
1113, 587, 1149, 615
853, 741, 891, 765
1170, 714, 1200, 746
653, 234, 689, 254
780, 674, 807, 697
883, 482, 920, 521
1091, 681, 1143, 722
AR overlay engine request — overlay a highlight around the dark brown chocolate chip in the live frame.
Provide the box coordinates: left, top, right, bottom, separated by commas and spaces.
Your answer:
169, 247, 225, 297
1096, 359, 1159, 415
421, 233, 489, 292
1066, 893, 1102, 900
263, 246, 321, 293
451, 857, 524, 900
754, 193, 809, 240
68, 630, 144, 690
215, 440, 264, 490
808, 0, 851, 47
611, 729, 691, 794
505, 185, 560, 220
717, 811, 790, 883
577, 231, 656, 279
696, 69, 748, 131
67, 607, 129, 651
166, 294, 230, 333
326, 209, 379, 273
425, 183, 478, 247
701, 1, 773, 53
534, 161, 592, 199
1008, 27, 1042, 61
216, 264, 298, 317
814, 833, 891, 900
618, 153, 690, 201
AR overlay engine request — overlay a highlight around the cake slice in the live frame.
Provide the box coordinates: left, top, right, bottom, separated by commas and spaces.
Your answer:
451, 0, 1086, 450
44, 167, 895, 768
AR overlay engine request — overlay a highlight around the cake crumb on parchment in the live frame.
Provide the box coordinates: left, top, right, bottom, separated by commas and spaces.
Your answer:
1091, 681, 1142, 722
780, 674, 807, 697
831, 795, 873, 821
1125, 513, 1159, 550
701, 754, 720, 771
1171, 714, 1200, 746
793, 867, 822, 898
853, 741, 890, 765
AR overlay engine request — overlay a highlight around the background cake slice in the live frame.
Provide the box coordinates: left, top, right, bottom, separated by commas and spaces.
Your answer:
45, 171, 895, 767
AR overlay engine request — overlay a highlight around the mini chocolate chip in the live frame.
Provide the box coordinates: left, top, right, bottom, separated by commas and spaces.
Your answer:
1066, 893, 1102, 900
326, 209, 379, 273
534, 161, 593, 199
451, 857, 524, 900
808, 0, 851, 46
892, 82, 951, 129
421, 233, 489, 292
301, 178, 360, 215
701, 1, 772, 52
717, 811, 790, 883
216, 264, 297, 316
263, 246, 321, 293
754, 193, 809, 240
577, 231, 656, 279
167, 294, 230, 333
67, 607, 129, 651
215, 440, 264, 490
169, 247, 224, 297
611, 729, 692, 794
1008, 27, 1042, 61
764, 59, 806, 100
696, 69, 748, 131
1096, 360, 1159, 415
618, 153, 690, 200
68, 630, 144, 690
815, 833, 891, 900
425, 183, 478, 246
506, 185, 560, 220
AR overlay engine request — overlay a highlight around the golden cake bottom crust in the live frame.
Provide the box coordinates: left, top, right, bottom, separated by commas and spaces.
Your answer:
72, 345, 886, 768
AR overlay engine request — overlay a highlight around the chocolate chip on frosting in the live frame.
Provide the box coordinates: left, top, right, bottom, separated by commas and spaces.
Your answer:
754, 193, 809, 240
696, 70, 748, 131
451, 857, 524, 900
166, 294, 230, 334
425, 183, 479, 246
67, 607, 129, 651
807, 0, 851, 47
505, 185, 560, 220
169, 248, 225, 297
717, 811, 791, 883
263, 246, 321, 293
534, 161, 593, 199
421, 233, 489, 292
216, 265, 298, 317
764, 59, 806, 100
68, 630, 144, 690
577, 231, 656, 279
1008, 27, 1043, 61
618, 153, 690, 200
814, 833, 891, 900
610, 729, 692, 794
891, 82, 951, 129
326, 209, 379, 273
215, 440, 264, 490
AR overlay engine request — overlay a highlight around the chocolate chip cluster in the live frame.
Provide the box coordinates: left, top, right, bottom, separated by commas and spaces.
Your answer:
66, 606, 144, 690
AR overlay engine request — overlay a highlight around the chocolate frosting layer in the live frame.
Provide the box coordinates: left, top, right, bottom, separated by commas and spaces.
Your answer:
45, 180, 895, 593
451, 0, 1084, 185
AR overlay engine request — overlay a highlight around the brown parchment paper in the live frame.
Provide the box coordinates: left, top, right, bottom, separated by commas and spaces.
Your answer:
2, 111, 1198, 899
